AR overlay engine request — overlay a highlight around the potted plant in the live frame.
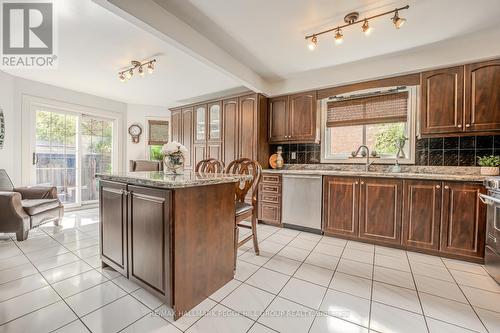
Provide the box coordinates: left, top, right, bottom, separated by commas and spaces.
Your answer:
477, 155, 500, 176
162, 141, 188, 174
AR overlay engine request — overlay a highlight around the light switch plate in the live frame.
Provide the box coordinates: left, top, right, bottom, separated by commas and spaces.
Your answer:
291, 152, 297, 160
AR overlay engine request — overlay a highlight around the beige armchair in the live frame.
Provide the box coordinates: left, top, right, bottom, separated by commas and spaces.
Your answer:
0, 169, 63, 241
129, 160, 163, 172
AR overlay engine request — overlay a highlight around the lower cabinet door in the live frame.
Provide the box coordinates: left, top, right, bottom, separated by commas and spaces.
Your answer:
359, 178, 403, 245
440, 182, 486, 258
99, 181, 128, 276
193, 143, 207, 169
128, 185, 172, 301
403, 180, 442, 251
322, 176, 359, 237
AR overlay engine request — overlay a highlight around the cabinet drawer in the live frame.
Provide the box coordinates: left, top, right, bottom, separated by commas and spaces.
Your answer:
259, 203, 281, 223
260, 184, 280, 194
262, 174, 281, 184
260, 193, 280, 204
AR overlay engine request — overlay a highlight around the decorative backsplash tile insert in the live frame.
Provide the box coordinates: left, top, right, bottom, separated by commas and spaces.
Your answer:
270, 143, 321, 164
271, 135, 500, 166
416, 135, 500, 166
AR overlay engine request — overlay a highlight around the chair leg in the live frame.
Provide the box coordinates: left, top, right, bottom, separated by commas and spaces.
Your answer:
234, 224, 239, 271
251, 215, 259, 255
53, 218, 60, 226
16, 229, 29, 241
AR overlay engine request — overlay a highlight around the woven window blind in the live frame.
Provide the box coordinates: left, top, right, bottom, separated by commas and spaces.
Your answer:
327, 91, 408, 127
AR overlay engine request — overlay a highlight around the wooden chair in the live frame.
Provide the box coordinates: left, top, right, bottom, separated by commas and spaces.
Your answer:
195, 158, 225, 173
226, 158, 262, 268
129, 160, 163, 172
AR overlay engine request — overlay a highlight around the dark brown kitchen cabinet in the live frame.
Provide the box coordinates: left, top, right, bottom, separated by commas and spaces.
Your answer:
441, 182, 486, 259
403, 180, 442, 251
420, 59, 500, 137
420, 66, 464, 135
181, 107, 193, 169
193, 143, 207, 168
127, 185, 171, 298
359, 178, 403, 245
171, 92, 268, 170
99, 181, 128, 276
171, 110, 182, 143
464, 59, 500, 132
222, 98, 239, 164
268, 91, 317, 143
268, 96, 288, 142
258, 174, 282, 225
322, 176, 359, 238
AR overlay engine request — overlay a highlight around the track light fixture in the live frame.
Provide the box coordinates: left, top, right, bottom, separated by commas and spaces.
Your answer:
305, 5, 408, 50
118, 59, 156, 82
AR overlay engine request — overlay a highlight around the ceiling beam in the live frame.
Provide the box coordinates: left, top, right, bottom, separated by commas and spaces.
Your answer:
92, 0, 270, 94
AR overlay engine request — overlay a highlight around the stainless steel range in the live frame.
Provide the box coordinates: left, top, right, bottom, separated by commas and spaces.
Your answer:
480, 177, 500, 283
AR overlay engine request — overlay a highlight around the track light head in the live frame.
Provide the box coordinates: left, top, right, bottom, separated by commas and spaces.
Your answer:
362, 20, 373, 35
147, 61, 155, 74
334, 29, 343, 44
392, 10, 406, 29
119, 72, 126, 82
307, 35, 317, 50
138, 66, 145, 77
125, 69, 133, 79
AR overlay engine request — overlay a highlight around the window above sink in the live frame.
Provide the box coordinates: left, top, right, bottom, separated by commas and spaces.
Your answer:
321, 86, 417, 164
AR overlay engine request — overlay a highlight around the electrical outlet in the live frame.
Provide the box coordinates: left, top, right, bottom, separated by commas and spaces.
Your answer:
291, 152, 297, 160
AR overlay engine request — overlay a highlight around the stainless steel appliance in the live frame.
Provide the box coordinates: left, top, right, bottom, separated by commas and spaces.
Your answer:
282, 174, 322, 233
480, 177, 500, 283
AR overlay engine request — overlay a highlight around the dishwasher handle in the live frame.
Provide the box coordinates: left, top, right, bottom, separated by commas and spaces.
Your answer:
479, 193, 500, 206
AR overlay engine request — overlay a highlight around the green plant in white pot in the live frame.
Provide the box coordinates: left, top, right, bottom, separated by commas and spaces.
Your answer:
477, 155, 500, 176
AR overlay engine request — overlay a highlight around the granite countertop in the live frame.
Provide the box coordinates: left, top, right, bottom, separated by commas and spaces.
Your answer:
262, 165, 487, 182
96, 171, 253, 189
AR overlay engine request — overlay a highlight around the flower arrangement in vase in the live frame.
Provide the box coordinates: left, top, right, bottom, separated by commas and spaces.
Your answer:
477, 155, 500, 176
162, 141, 188, 174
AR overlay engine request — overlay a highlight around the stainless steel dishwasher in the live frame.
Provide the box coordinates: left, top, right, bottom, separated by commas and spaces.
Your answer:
282, 174, 323, 233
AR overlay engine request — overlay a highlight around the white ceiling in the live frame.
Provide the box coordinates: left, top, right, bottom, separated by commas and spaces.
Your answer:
1, 0, 243, 107
3, 0, 500, 107
158, 0, 500, 81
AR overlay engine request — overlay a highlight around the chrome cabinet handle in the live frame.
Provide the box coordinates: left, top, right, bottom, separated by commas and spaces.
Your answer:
465, 124, 471, 128
444, 185, 449, 190
457, 124, 462, 128
355, 181, 359, 185
436, 185, 441, 189
361, 181, 365, 185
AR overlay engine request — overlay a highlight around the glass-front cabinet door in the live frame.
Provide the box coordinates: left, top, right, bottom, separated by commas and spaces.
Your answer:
195, 105, 207, 143
208, 102, 221, 141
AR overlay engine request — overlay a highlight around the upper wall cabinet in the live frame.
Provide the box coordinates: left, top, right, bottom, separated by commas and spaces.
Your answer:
269, 91, 318, 143
208, 102, 222, 141
464, 59, 500, 132
194, 104, 207, 143
420, 66, 464, 135
420, 59, 500, 137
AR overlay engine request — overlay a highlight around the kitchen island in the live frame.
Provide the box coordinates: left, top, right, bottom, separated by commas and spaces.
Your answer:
95, 171, 250, 320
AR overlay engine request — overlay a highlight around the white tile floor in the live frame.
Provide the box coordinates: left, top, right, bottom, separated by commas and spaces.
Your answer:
1, 208, 500, 333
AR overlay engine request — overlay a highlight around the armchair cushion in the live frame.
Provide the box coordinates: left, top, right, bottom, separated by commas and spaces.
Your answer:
235, 202, 253, 216
21, 199, 60, 215
14, 186, 58, 200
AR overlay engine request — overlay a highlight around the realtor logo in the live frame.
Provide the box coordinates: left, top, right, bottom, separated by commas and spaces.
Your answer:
1, 1, 57, 67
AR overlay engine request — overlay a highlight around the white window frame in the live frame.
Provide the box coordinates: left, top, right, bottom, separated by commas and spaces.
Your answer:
320, 86, 418, 164
21, 95, 124, 208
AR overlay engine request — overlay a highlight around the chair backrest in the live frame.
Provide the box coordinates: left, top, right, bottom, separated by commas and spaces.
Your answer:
195, 158, 225, 173
129, 160, 163, 172
225, 158, 262, 204
0, 169, 14, 192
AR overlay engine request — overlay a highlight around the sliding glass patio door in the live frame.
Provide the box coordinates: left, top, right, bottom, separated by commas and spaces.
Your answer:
33, 108, 114, 207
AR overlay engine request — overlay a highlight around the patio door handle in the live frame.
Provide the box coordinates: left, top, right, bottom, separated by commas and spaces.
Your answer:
32, 152, 38, 165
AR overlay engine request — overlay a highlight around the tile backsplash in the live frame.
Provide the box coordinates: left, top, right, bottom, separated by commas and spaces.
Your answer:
416, 135, 500, 166
270, 143, 321, 164
271, 135, 500, 166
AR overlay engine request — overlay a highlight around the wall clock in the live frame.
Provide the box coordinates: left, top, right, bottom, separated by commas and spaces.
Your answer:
128, 124, 142, 144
